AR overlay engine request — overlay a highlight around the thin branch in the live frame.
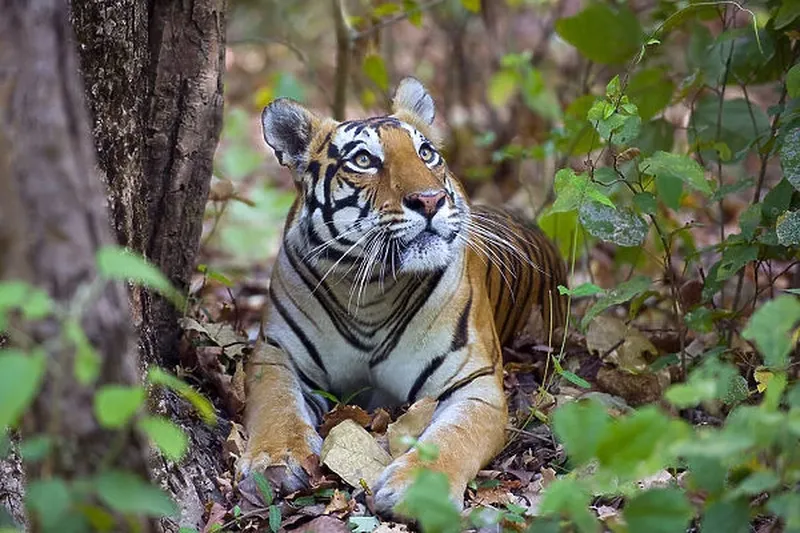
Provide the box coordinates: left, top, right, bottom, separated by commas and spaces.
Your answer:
332, 0, 350, 120
352, 0, 448, 42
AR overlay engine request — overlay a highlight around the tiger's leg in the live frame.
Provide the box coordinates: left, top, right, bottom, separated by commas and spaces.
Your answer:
372, 370, 508, 514
237, 341, 324, 493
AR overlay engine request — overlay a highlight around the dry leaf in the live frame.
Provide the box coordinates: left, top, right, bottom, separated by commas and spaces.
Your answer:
292, 515, 351, 533
231, 360, 246, 414
386, 397, 438, 458
320, 419, 392, 489
201, 501, 227, 533
374, 523, 411, 532
320, 404, 372, 437
637, 469, 675, 490
586, 316, 658, 372
323, 489, 354, 517
224, 422, 246, 460
370, 408, 392, 434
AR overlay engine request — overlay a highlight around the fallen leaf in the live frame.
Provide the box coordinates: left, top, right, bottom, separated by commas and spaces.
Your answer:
224, 422, 246, 460
292, 515, 351, 533
370, 408, 392, 434
320, 404, 372, 437
323, 489, 355, 517
596, 366, 670, 406
540, 467, 557, 487
231, 360, 246, 413
473, 485, 514, 506
373, 522, 411, 532
320, 419, 392, 489
386, 397, 438, 457
586, 316, 658, 372
636, 469, 675, 490
201, 501, 227, 533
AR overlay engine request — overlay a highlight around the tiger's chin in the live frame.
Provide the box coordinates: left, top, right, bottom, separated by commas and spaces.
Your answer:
397, 231, 463, 274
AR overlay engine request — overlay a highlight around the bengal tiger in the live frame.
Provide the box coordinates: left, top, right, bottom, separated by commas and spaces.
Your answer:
237, 77, 567, 514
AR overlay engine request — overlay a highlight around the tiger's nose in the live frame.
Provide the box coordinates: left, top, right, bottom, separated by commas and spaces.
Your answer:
403, 190, 447, 218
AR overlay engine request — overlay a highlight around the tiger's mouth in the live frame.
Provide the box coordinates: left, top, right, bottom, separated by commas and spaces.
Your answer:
395, 225, 464, 274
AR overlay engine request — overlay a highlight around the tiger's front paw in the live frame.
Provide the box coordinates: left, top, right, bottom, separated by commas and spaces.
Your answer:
236, 450, 311, 498
371, 456, 465, 517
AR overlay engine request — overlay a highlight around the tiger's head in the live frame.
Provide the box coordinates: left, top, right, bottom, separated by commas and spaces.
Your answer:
262, 77, 469, 276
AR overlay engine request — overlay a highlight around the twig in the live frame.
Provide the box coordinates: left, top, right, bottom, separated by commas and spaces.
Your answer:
332, 0, 350, 120
352, 0, 448, 42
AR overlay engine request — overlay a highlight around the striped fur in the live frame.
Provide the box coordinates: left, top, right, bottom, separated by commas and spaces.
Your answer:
238, 78, 567, 514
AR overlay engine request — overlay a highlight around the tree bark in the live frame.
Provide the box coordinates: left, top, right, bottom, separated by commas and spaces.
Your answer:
69, 1, 229, 530
0, 0, 153, 529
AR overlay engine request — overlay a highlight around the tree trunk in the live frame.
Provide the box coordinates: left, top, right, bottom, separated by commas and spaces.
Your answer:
69, 1, 229, 530
0, 0, 153, 529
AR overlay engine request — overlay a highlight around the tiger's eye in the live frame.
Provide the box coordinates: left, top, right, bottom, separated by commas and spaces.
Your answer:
354, 152, 372, 168
419, 145, 434, 162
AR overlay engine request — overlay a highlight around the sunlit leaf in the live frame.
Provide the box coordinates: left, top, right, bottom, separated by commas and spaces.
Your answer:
94, 385, 145, 429
581, 276, 651, 330
640, 151, 712, 195
742, 295, 800, 369
95, 470, 176, 517
96, 247, 185, 310
579, 201, 648, 246
137, 416, 189, 462
624, 488, 692, 533
363, 55, 389, 92
0, 349, 46, 429
555, 4, 643, 65
147, 368, 216, 424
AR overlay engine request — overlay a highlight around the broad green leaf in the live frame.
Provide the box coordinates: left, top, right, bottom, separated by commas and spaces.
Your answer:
26, 479, 71, 529
362, 55, 389, 92
0, 281, 53, 325
460, 0, 480, 13
551, 169, 614, 214
595, 407, 674, 476
640, 151, 712, 195
588, 100, 641, 146
781, 127, 800, 192
539, 478, 598, 533
685, 456, 726, 495
767, 492, 800, 531
739, 203, 762, 241
0, 349, 46, 429
700, 500, 749, 533
579, 201, 648, 246
623, 488, 692, 533
552, 400, 610, 465
19, 435, 52, 463
715, 243, 758, 281
775, 0, 800, 29
555, 4, 643, 65
396, 470, 461, 533
788, 64, 800, 98
637, 118, 674, 155
63, 319, 100, 386
581, 276, 651, 330
96, 247, 185, 310
94, 385, 145, 429
137, 416, 189, 462
665, 379, 717, 408
728, 471, 780, 499
537, 210, 583, 259
742, 295, 800, 369
710, 176, 755, 203
689, 96, 769, 162
655, 173, 683, 210
628, 68, 675, 121
147, 368, 216, 424
95, 470, 176, 517
349, 516, 380, 533
777, 209, 800, 246
762, 178, 794, 224
487, 70, 518, 108
633, 192, 657, 215
558, 283, 603, 298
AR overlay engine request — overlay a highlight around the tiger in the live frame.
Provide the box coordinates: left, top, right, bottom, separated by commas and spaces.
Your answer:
237, 77, 567, 514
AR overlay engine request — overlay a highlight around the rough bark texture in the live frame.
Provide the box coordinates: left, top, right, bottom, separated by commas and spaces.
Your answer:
69, 1, 229, 530
0, 0, 153, 529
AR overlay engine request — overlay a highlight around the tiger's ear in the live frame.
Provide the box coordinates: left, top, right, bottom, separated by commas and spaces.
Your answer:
261, 98, 318, 170
392, 77, 435, 126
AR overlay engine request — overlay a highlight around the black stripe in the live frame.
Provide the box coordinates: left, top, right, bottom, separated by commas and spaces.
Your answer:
407, 354, 446, 404
437, 366, 495, 403
450, 293, 472, 352
269, 287, 327, 375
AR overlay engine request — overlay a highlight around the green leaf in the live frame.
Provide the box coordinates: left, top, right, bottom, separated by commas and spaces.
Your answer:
665, 379, 717, 408
396, 470, 461, 533
767, 492, 800, 531
96, 247, 185, 310
715, 243, 758, 281
560, 370, 590, 389
0, 349, 46, 429
581, 276, 651, 330
640, 151, 712, 195
637, 118, 674, 155
0, 282, 53, 329
252, 471, 274, 506
700, 499, 749, 533
487, 70, 518, 108
26, 479, 71, 529
633, 192, 657, 215
655, 173, 683, 210
94, 385, 145, 429
781, 127, 800, 192
147, 368, 216, 424
579, 201, 648, 246
95, 470, 176, 517
739, 203, 762, 241
777, 209, 800, 245
728, 471, 780, 499
460, 0, 480, 13
552, 400, 610, 465
628, 68, 675, 121
268, 505, 281, 532
539, 478, 598, 533
689, 96, 769, 162
623, 488, 692, 533
349, 516, 381, 533
558, 283, 603, 298
63, 319, 100, 386
362, 55, 389, 92
742, 295, 800, 369
19, 435, 52, 463
555, 4, 643, 65
137, 416, 189, 462
595, 407, 675, 476
551, 169, 614, 214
